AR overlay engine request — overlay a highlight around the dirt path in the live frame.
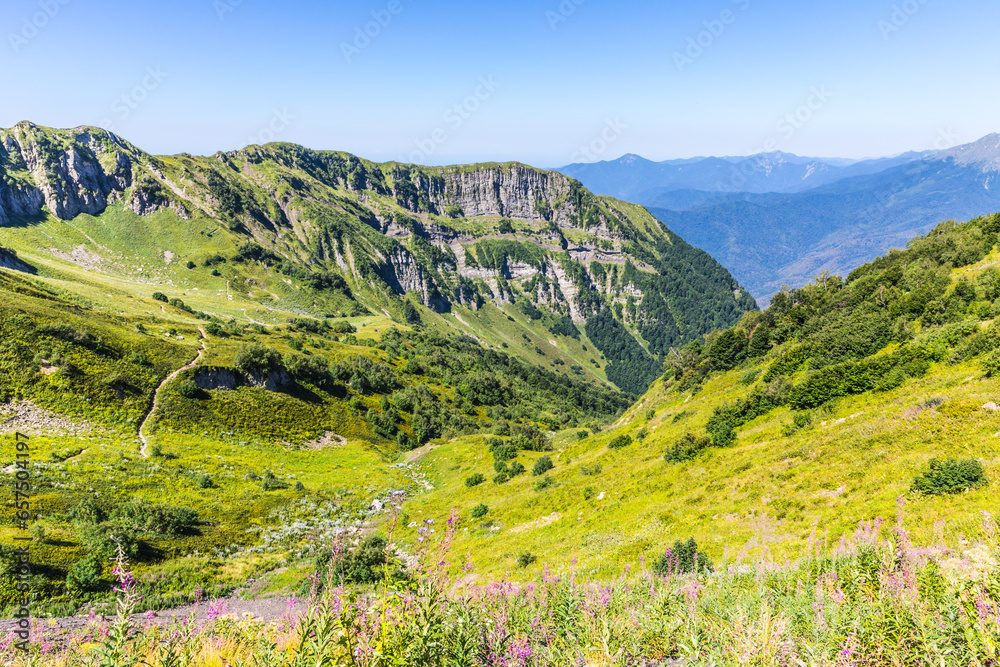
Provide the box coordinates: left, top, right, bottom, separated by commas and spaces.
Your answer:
138, 328, 207, 457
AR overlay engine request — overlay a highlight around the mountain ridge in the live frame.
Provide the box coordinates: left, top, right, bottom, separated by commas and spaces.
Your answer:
0, 122, 758, 395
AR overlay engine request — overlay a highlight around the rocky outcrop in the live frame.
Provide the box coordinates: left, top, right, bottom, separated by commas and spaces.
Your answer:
0, 247, 32, 273
245, 368, 293, 392
193, 367, 239, 391
435, 165, 573, 222
0, 122, 185, 224
193, 366, 292, 392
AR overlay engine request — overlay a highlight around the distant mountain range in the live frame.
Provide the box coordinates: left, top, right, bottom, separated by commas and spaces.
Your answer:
559, 135, 1000, 302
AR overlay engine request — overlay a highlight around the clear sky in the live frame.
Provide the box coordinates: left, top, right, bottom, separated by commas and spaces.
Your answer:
2, 0, 998, 166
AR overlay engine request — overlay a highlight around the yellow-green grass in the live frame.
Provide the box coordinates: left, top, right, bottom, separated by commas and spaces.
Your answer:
399, 350, 1000, 580
0, 425, 412, 611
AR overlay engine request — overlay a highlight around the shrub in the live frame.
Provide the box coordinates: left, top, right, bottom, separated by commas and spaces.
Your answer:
112, 500, 200, 535
665, 432, 711, 463
234, 343, 284, 373
176, 379, 204, 399
75, 522, 141, 561
580, 463, 602, 476
294, 481, 306, 492
652, 538, 714, 575
325, 536, 394, 585
490, 441, 519, 462
534, 475, 557, 491
709, 422, 736, 448
471, 504, 489, 519
261, 470, 290, 491
185, 260, 195, 269
152, 292, 168, 302
608, 434, 633, 450
195, 474, 214, 489
205, 322, 225, 337
982, 350, 1000, 377
508, 461, 526, 476
465, 473, 486, 488
66, 554, 103, 593
68, 498, 108, 525
911, 458, 987, 495
532, 456, 554, 476
635, 427, 648, 442
492, 472, 509, 485
576, 430, 589, 440
516, 552, 537, 568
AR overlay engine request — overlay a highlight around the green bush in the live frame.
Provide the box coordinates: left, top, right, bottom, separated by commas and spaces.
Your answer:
608, 434, 633, 450
652, 538, 713, 575
709, 422, 736, 448
234, 343, 284, 373
66, 554, 103, 593
508, 461, 526, 476
195, 474, 214, 489
152, 292, 168, 303
516, 552, 537, 568
534, 475, 557, 491
911, 458, 987, 495
470, 504, 489, 519
465, 473, 486, 488
176, 379, 204, 399
112, 499, 200, 536
532, 456, 554, 476
325, 536, 395, 585
665, 432, 712, 463
982, 350, 1000, 377
75, 522, 141, 561
580, 463, 602, 476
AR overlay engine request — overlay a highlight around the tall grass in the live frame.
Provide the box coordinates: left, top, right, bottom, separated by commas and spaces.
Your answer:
5, 503, 999, 666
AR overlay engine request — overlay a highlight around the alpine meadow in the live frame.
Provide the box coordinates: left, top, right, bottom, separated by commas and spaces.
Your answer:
3, 0, 1000, 664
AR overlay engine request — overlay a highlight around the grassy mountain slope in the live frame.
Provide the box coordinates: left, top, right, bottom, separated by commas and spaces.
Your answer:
0, 122, 757, 395
398, 212, 1000, 579
0, 122, 754, 611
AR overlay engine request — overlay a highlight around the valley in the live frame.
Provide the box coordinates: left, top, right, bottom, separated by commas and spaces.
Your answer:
1, 124, 999, 664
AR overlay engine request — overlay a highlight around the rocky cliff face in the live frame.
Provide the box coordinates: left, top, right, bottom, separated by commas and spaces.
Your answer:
0, 122, 164, 224
0, 123, 758, 395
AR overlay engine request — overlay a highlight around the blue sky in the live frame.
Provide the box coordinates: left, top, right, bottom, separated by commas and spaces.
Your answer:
2, 0, 998, 165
